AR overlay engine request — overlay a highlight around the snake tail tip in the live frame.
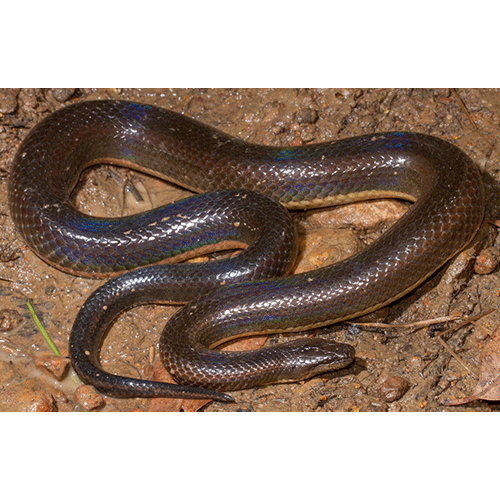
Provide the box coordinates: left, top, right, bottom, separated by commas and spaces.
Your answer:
214, 391, 235, 403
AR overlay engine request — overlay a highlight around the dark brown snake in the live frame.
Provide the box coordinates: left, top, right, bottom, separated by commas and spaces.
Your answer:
8, 99, 485, 402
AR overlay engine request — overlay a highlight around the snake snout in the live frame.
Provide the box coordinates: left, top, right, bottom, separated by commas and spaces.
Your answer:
285, 338, 355, 381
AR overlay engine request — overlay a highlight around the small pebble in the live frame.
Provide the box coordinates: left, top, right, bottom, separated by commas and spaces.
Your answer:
0, 309, 23, 332
75, 385, 105, 411
296, 108, 318, 124
0, 88, 18, 114
407, 356, 424, 372
474, 247, 500, 274
379, 376, 410, 402
51, 88, 75, 103
35, 354, 70, 380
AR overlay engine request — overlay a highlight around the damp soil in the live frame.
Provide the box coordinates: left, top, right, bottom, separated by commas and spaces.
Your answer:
1, 88, 500, 412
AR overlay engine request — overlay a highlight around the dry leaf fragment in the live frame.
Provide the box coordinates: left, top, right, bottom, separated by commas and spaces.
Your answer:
443, 325, 500, 406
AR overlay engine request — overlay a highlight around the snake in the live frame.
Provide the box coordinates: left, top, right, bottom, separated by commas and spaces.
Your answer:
8, 99, 485, 403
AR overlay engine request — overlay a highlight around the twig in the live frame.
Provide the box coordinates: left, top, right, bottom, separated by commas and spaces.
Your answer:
434, 335, 478, 378
450, 88, 496, 152
351, 308, 494, 332
349, 311, 463, 330
434, 309, 494, 339
432, 309, 495, 379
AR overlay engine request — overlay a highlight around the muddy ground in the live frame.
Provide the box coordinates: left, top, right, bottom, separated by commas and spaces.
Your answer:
1, 88, 500, 412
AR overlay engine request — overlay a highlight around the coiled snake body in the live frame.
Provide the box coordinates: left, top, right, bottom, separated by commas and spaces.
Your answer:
8, 100, 485, 402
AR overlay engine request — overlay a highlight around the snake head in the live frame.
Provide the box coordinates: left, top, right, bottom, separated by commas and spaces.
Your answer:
278, 338, 355, 382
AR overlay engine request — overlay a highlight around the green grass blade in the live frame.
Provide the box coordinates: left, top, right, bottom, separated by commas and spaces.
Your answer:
27, 300, 61, 356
